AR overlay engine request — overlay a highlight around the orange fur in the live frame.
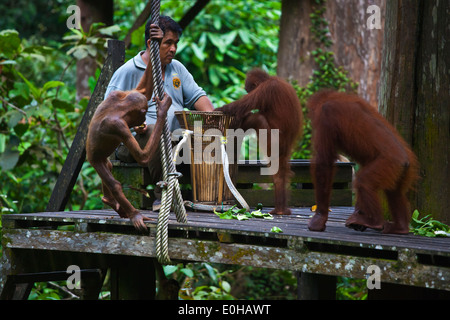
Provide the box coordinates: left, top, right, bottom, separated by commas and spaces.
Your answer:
307, 90, 418, 234
217, 68, 303, 215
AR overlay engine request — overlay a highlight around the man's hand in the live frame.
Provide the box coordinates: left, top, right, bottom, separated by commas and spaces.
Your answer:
150, 24, 164, 42
156, 93, 172, 118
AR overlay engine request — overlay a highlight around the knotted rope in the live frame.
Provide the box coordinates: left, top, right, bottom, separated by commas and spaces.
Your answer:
149, 0, 187, 265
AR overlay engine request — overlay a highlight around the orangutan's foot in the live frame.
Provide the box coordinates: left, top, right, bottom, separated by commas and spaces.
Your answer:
270, 207, 292, 215
102, 197, 128, 218
308, 212, 328, 232
382, 221, 410, 234
345, 210, 384, 232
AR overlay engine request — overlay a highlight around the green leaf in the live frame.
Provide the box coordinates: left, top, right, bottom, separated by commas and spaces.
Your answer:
409, 209, 449, 237
163, 265, 178, 276
0, 135, 20, 171
42, 81, 65, 93
67, 45, 89, 60
238, 29, 251, 45
220, 280, 231, 293
0, 60, 16, 65
191, 43, 205, 61
209, 67, 221, 87
66, 27, 84, 39
207, 33, 225, 54
248, 209, 274, 219
203, 263, 217, 283
62, 34, 83, 42
0, 134, 5, 153
51, 98, 74, 112
270, 226, 283, 233
10, 82, 30, 100
222, 30, 238, 47
4, 110, 24, 128
16, 71, 41, 100
236, 214, 249, 221
0, 29, 21, 58
180, 268, 194, 278
213, 16, 222, 30
98, 25, 121, 37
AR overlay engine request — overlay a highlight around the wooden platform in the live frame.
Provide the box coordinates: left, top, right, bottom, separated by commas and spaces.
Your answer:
1, 206, 449, 299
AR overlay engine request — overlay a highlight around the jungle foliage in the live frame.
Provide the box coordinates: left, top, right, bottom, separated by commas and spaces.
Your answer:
0, 0, 367, 300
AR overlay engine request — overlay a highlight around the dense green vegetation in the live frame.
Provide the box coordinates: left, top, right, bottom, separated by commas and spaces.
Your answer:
1, 0, 370, 300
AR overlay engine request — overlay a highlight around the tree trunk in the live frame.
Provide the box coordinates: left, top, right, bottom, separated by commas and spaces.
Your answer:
277, 0, 385, 107
326, 0, 385, 107
76, 0, 114, 101
379, 0, 450, 223
277, 0, 314, 86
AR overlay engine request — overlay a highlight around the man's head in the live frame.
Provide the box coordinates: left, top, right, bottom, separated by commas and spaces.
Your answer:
145, 16, 182, 66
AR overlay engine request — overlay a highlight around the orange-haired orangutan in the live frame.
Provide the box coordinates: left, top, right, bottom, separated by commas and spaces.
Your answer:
86, 25, 170, 231
217, 68, 303, 215
307, 90, 418, 234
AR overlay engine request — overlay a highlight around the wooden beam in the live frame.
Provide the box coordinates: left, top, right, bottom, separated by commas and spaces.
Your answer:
178, 0, 211, 30
46, 40, 125, 212
123, 1, 153, 48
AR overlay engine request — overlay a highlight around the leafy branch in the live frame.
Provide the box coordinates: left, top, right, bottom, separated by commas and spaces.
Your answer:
291, 0, 358, 159
410, 210, 450, 237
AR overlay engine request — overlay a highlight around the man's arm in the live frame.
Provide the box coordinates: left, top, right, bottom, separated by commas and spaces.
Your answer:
193, 95, 214, 111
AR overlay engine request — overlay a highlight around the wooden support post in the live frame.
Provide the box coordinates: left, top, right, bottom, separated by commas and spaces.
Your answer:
297, 272, 337, 300
178, 0, 211, 30
110, 257, 156, 300
46, 39, 125, 212
368, 282, 450, 300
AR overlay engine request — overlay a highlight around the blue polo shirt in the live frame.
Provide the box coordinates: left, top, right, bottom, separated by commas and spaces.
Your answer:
105, 51, 207, 131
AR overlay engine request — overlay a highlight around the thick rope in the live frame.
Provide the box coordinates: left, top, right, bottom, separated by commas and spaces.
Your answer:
220, 136, 250, 211
149, 0, 187, 265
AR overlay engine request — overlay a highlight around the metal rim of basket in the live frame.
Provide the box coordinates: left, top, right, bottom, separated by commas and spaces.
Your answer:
174, 110, 234, 133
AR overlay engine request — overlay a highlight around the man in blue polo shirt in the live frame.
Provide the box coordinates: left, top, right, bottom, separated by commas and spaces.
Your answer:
105, 16, 214, 209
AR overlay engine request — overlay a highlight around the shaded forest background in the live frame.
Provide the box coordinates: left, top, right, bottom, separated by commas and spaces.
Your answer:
0, 0, 385, 215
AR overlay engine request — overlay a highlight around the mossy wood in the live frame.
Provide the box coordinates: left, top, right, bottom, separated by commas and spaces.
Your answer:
1, 207, 449, 299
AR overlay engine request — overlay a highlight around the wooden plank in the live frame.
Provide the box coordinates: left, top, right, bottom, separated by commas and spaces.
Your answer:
3, 225, 449, 291
46, 40, 125, 212
236, 160, 354, 184
3, 208, 450, 256
111, 159, 354, 208
2, 207, 450, 292
237, 189, 352, 207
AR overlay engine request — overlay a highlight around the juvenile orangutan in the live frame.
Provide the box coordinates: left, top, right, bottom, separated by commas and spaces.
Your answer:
86, 25, 170, 231
217, 68, 303, 215
307, 90, 418, 234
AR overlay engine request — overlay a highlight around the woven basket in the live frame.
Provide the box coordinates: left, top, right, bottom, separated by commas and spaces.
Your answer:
175, 111, 234, 133
175, 111, 238, 206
